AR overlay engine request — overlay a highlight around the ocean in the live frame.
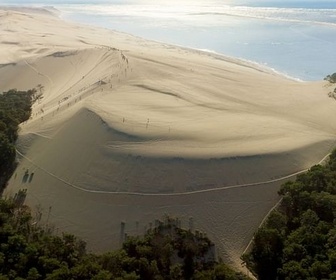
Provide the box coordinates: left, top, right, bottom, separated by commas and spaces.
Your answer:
2, 0, 336, 81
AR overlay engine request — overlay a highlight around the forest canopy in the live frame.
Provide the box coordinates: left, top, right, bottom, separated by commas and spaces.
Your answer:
243, 149, 336, 280
0, 89, 37, 191
0, 202, 250, 280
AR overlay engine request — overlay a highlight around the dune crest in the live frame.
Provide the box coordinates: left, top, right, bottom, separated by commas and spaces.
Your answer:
2, 8, 336, 270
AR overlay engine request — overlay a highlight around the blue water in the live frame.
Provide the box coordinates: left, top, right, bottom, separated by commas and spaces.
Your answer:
2, 0, 336, 81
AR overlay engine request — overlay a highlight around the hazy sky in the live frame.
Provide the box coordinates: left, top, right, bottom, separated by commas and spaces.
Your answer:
1, 0, 335, 8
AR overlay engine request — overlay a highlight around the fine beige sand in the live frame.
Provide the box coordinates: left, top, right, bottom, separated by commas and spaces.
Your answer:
2, 7, 336, 270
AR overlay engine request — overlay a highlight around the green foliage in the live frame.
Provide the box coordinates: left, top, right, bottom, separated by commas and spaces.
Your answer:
244, 151, 336, 279
325, 72, 336, 83
99, 218, 249, 279
0, 199, 106, 279
0, 201, 249, 279
0, 89, 36, 191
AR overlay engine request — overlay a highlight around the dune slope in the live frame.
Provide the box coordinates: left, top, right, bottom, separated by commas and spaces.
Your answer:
1, 8, 336, 269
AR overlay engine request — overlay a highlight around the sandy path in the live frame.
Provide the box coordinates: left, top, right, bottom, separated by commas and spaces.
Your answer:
14, 148, 332, 197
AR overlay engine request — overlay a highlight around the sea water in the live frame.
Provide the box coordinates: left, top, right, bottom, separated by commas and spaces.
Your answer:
2, 0, 336, 81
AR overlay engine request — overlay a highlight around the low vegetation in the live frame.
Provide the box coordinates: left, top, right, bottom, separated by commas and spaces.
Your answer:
0, 206, 249, 279
325, 73, 336, 83
243, 150, 336, 280
0, 89, 39, 191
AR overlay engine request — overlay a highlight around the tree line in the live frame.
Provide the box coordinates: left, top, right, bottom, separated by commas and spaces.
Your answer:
0, 204, 249, 279
0, 89, 40, 192
243, 150, 336, 279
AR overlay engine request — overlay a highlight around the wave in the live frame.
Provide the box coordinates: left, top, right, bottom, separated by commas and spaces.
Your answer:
58, 3, 336, 28
190, 6, 336, 27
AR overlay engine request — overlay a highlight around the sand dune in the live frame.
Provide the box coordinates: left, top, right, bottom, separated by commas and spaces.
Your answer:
2, 7, 336, 270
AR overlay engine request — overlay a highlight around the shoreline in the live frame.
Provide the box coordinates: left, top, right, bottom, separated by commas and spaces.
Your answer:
54, 3, 336, 82
2, 4, 320, 82
48, 4, 305, 82
57, 11, 306, 82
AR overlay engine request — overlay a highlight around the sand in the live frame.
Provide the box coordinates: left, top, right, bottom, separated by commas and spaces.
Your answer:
1, 7, 336, 271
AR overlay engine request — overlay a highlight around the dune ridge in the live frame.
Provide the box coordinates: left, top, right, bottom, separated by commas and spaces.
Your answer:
2, 7, 336, 270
